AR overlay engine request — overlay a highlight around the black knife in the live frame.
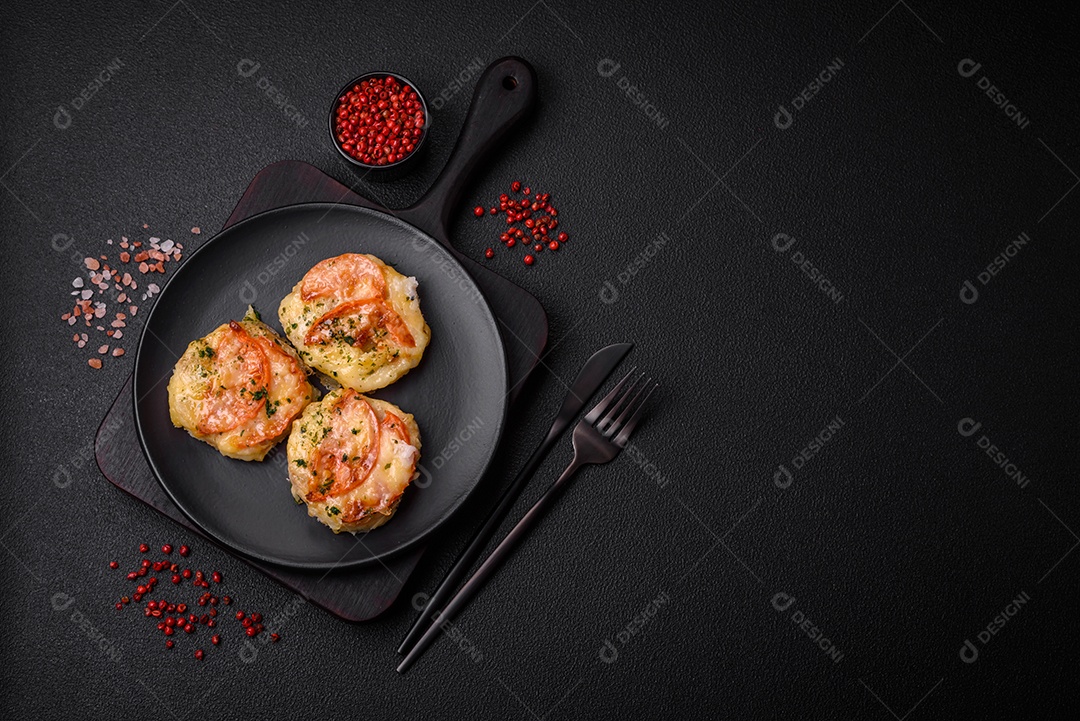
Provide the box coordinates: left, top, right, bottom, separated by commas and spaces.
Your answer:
397, 342, 633, 655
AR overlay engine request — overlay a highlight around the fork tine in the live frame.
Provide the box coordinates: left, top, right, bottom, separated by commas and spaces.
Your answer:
603, 377, 652, 438
584, 368, 637, 424
596, 373, 644, 431
612, 382, 657, 447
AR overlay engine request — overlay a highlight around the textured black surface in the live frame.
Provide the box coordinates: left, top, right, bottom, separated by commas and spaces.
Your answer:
2, 1, 1078, 719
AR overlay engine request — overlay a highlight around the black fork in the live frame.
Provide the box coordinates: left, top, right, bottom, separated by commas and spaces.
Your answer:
396, 370, 657, 672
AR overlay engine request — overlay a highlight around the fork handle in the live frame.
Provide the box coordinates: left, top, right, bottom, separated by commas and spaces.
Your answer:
396, 456, 586, 672
398, 429, 560, 655
436, 456, 583, 617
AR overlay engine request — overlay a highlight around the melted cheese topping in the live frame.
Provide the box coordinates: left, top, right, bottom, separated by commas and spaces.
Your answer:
168, 307, 318, 461
286, 388, 421, 533
278, 253, 430, 393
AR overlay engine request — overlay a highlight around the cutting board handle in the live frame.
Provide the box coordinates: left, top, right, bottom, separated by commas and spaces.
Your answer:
399, 57, 537, 245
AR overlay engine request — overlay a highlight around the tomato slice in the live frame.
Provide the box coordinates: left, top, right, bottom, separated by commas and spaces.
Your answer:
303, 299, 415, 349
308, 391, 381, 500
196, 322, 270, 434
380, 410, 411, 446
376, 306, 416, 349
237, 337, 310, 447
300, 254, 386, 303
337, 410, 413, 522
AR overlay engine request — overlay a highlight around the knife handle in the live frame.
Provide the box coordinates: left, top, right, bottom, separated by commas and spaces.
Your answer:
397, 456, 585, 672
397, 424, 557, 655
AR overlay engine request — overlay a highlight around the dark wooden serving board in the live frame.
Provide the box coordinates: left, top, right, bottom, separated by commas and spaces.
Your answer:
94, 58, 548, 621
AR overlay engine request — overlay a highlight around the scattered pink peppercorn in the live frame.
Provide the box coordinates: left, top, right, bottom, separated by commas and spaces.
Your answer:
468, 181, 571, 265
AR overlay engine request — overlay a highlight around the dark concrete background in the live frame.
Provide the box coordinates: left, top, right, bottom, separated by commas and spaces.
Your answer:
2, 1, 1078, 718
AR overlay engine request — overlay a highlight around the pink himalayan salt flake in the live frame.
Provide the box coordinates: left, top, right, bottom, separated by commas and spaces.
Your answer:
129, 305, 138, 314
191, 227, 201, 234
85, 258, 100, 270
98, 345, 109, 354
112, 348, 125, 357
